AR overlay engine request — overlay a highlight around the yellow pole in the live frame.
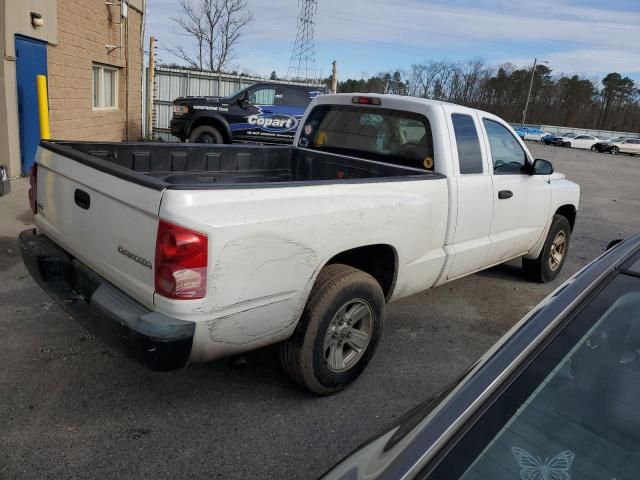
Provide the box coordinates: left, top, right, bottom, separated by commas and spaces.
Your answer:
36, 75, 51, 140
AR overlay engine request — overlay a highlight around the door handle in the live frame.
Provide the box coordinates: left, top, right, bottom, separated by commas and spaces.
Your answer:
261, 109, 273, 114
498, 190, 513, 200
74, 189, 91, 209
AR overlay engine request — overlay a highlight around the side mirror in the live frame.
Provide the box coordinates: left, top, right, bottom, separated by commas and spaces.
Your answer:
531, 158, 554, 175
238, 91, 249, 108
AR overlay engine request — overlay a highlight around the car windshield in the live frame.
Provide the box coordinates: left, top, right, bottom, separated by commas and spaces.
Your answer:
565, 133, 577, 138
431, 273, 640, 480
298, 104, 435, 169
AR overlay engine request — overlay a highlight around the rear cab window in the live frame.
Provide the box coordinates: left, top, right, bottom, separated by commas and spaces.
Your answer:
299, 105, 435, 170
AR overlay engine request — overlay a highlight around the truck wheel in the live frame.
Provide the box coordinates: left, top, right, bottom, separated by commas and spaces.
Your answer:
522, 215, 571, 283
189, 125, 223, 144
280, 264, 385, 395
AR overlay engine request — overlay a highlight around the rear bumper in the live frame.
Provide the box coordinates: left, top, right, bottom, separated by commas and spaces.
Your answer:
19, 229, 194, 371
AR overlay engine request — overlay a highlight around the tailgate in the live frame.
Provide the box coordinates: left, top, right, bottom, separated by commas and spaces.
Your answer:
34, 146, 163, 309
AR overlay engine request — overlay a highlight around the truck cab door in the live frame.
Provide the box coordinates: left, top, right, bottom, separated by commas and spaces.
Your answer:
262, 86, 308, 142
231, 86, 277, 141
226, 87, 261, 141
234, 86, 300, 143
481, 118, 551, 266
444, 107, 494, 280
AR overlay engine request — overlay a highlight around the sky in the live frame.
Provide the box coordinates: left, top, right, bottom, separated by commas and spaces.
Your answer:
145, 0, 640, 82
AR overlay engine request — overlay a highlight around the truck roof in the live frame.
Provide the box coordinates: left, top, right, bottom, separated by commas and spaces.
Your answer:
316, 93, 485, 116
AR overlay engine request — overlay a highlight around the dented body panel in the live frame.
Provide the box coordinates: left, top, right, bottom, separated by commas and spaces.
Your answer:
156, 179, 448, 361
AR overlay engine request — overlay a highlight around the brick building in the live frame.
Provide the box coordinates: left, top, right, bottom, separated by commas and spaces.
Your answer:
0, 0, 145, 178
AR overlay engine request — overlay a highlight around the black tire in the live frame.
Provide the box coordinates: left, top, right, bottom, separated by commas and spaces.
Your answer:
189, 125, 224, 144
280, 264, 385, 395
522, 215, 571, 283
610, 146, 619, 155
565, 142, 571, 148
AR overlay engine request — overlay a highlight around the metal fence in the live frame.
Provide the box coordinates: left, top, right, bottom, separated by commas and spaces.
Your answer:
142, 70, 640, 142
145, 67, 325, 141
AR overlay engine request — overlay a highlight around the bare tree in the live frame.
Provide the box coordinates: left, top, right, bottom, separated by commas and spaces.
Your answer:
215, 0, 253, 72
203, 0, 224, 71
168, 0, 207, 70
168, 0, 252, 72
333, 57, 640, 130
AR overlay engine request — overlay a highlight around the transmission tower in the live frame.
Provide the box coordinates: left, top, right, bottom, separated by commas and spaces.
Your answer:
287, 0, 318, 81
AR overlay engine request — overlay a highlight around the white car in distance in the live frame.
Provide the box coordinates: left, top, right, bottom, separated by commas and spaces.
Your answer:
522, 129, 552, 142
564, 134, 600, 150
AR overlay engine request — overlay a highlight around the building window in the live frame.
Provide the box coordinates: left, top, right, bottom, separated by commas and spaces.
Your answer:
92, 64, 118, 109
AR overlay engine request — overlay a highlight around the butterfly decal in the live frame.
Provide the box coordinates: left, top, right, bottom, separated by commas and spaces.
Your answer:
511, 447, 575, 480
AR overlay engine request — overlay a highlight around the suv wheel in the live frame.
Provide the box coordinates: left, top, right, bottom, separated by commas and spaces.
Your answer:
189, 125, 224, 144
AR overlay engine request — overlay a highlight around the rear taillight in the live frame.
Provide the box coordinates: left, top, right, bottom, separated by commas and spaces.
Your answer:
28, 163, 38, 214
154, 220, 208, 299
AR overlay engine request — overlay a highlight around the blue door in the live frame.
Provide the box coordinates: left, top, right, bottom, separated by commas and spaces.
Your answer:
15, 35, 48, 174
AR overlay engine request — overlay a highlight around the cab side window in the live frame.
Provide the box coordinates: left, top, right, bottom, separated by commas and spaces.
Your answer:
282, 88, 313, 107
483, 119, 528, 174
249, 88, 276, 106
452, 113, 483, 174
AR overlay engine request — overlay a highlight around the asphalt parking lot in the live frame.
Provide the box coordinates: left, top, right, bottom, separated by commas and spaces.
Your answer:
1, 144, 639, 479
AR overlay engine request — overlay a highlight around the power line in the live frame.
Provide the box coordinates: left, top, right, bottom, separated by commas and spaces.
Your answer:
287, 0, 318, 81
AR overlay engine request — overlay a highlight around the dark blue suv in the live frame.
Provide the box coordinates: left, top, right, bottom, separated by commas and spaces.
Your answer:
170, 82, 325, 144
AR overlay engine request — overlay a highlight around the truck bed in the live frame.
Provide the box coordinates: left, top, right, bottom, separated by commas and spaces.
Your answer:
40, 141, 439, 190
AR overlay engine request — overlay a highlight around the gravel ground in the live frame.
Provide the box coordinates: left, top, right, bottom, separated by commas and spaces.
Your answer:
0, 144, 638, 479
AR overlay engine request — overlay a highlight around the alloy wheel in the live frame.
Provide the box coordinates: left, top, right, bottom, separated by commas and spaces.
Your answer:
549, 231, 567, 272
323, 299, 373, 373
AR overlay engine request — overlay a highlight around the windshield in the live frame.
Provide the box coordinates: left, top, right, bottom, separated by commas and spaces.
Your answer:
298, 105, 435, 170
431, 274, 640, 480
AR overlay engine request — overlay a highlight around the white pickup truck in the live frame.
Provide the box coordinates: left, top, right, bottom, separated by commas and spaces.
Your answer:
20, 94, 580, 394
